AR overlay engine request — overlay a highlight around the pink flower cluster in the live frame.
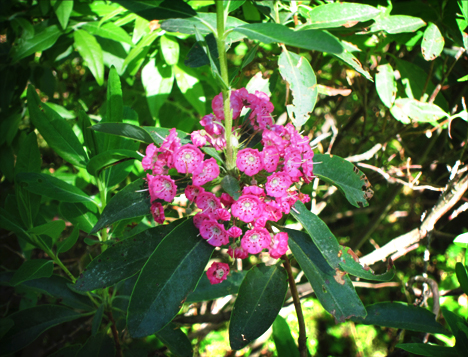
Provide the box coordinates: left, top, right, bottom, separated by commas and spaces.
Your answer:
142, 88, 314, 284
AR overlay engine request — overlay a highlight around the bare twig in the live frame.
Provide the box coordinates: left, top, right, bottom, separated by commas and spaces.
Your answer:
346, 143, 382, 162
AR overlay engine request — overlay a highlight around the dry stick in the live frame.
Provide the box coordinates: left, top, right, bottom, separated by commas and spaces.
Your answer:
283, 255, 308, 357
361, 170, 468, 266
420, 60, 435, 101
107, 311, 123, 357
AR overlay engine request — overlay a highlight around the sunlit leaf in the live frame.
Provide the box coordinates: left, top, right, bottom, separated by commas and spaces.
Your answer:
74, 30, 104, 86
375, 63, 396, 108
422, 23, 445, 61
371, 15, 426, 34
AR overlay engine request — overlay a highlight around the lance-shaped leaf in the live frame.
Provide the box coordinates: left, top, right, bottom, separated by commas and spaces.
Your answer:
59, 202, 98, 234
375, 63, 396, 108
422, 23, 444, 61
278, 50, 317, 129
53, 0, 73, 29
90, 178, 150, 234
86, 149, 141, 177
11, 24, 63, 62
27, 85, 88, 168
186, 271, 246, 303
9, 259, 54, 286
75, 220, 184, 291
338, 246, 395, 281
391, 98, 448, 124
272, 315, 301, 357
371, 15, 426, 34
185, 33, 219, 69
442, 308, 468, 354
351, 302, 449, 335
314, 153, 372, 208
229, 263, 288, 350
396, 343, 458, 357
160, 35, 179, 66
74, 30, 104, 86
221, 175, 241, 201
76, 332, 115, 357
286, 228, 367, 323
0, 305, 82, 355
82, 22, 133, 46
455, 262, 468, 296
114, 0, 196, 21
127, 219, 214, 338
156, 323, 193, 357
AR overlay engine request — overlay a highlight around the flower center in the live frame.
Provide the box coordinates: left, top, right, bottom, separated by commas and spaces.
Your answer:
243, 201, 251, 208
184, 153, 192, 160
250, 233, 259, 242
164, 182, 172, 189
215, 268, 225, 278
208, 199, 216, 208
271, 178, 279, 186
212, 227, 220, 234
248, 155, 256, 163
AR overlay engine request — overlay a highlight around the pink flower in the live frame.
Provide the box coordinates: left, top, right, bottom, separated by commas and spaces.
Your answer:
262, 146, 280, 172
265, 172, 292, 198
220, 193, 235, 208
160, 128, 181, 153
236, 148, 263, 176
147, 174, 177, 203
228, 245, 249, 259
269, 232, 289, 259
142, 143, 158, 171
214, 208, 231, 221
227, 226, 243, 238
242, 185, 264, 196
185, 185, 205, 202
212, 89, 248, 121
192, 158, 220, 186
193, 212, 210, 229
173, 144, 204, 174
196, 192, 222, 214
200, 220, 229, 246
302, 151, 315, 183
283, 147, 303, 181
200, 114, 224, 136
263, 198, 283, 222
241, 228, 271, 254
151, 202, 165, 224
206, 262, 230, 284
191, 130, 207, 147
231, 195, 263, 223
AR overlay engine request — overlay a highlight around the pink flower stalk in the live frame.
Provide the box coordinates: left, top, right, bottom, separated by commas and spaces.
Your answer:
192, 158, 220, 186
269, 232, 289, 259
147, 174, 177, 203
200, 220, 229, 246
231, 194, 263, 223
236, 148, 264, 176
196, 192, 222, 214
265, 172, 292, 198
241, 228, 271, 254
151, 202, 165, 224
185, 185, 205, 202
206, 262, 230, 285
173, 144, 204, 174
228, 245, 249, 259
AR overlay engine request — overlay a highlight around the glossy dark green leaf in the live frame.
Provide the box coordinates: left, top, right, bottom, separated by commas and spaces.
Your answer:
16, 172, 96, 205
12, 25, 63, 62
338, 246, 395, 281
79, 110, 98, 158
127, 219, 214, 338
57, 225, 80, 254
455, 262, 468, 296
185, 33, 219, 69
0, 305, 82, 355
375, 63, 396, 108
303, 2, 380, 29
352, 303, 449, 335
371, 15, 426, 34
74, 30, 104, 86
156, 323, 193, 357
396, 343, 459, 357
422, 23, 444, 61
225, 0, 246, 13
114, 0, 195, 21
86, 149, 140, 177
221, 175, 241, 201
91, 122, 153, 143
278, 50, 317, 129
313, 154, 371, 208
0, 207, 35, 246
53, 0, 73, 29
232, 23, 343, 54
76, 332, 115, 357
286, 228, 367, 323
92, 304, 105, 335
82, 22, 133, 46
202, 147, 224, 163
90, 178, 150, 234
27, 85, 88, 168
0, 318, 14, 341
28, 220, 66, 245
76, 220, 184, 291
10, 259, 54, 286
59, 202, 98, 234
442, 308, 468, 354
272, 315, 300, 357
103, 67, 124, 151
48, 344, 82, 357
186, 271, 246, 303
229, 263, 288, 350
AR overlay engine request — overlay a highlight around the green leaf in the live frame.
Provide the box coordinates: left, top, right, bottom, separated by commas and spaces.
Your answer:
186, 271, 246, 303
0, 305, 82, 355
76, 220, 184, 291
174, 63, 206, 116
232, 23, 343, 53
286, 228, 367, 322
375, 63, 396, 108
9, 259, 54, 286
304, 2, 380, 29
92, 304, 105, 335
160, 35, 180, 66
225, 0, 246, 13
90, 178, 150, 234
86, 149, 141, 177
79, 111, 98, 158
16, 172, 96, 205
314, 154, 372, 208
454, 232, 468, 247
48, 344, 82, 357
338, 246, 395, 281
12, 24, 63, 62
422, 23, 445, 61
352, 302, 449, 335
371, 15, 426, 34
53, 0, 74, 29
142, 58, 174, 123
57, 225, 80, 254
114, 0, 195, 21
91, 122, 154, 143
278, 50, 317, 129
102, 67, 124, 151
59, 202, 98, 234
229, 263, 288, 350
28, 220, 66, 244
76, 332, 115, 357
123, 31, 159, 71
455, 262, 468, 296
396, 343, 459, 357
391, 98, 448, 124
0, 319, 14, 341
82, 22, 133, 46
442, 308, 468, 355
0, 207, 35, 247
272, 315, 301, 357
74, 30, 104, 86
332, 45, 373, 81
127, 218, 214, 338
27, 85, 88, 168
221, 175, 241, 201
156, 323, 193, 357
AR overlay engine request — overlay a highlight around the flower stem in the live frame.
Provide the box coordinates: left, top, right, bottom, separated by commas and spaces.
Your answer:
215, 2, 235, 172
283, 254, 308, 357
